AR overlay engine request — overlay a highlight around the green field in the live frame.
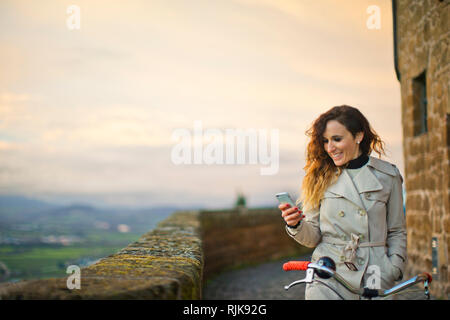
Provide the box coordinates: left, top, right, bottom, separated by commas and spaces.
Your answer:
0, 197, 177, 283
0, 232, 142, 282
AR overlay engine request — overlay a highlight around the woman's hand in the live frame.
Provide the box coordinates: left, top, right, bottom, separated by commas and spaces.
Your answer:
279, 203, 305, 227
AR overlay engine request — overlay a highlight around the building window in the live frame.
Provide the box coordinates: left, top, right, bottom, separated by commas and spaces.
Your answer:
412, 71, 428, 136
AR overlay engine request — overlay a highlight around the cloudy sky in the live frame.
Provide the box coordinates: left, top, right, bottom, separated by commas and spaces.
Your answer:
0, 0, 403, 209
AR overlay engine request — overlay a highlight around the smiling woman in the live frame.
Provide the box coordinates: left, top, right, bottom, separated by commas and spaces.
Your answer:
323, 120, 363, 166
301, 105, 386, 211
278, 105, 406, 300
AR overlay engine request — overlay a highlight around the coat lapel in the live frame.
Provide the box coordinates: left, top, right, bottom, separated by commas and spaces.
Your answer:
327, 169, 365, 210
352, 162, 383, 194
326, 156, 384, 210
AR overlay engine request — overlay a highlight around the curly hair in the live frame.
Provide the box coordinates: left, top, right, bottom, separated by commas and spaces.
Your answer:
299, 105, 386, 211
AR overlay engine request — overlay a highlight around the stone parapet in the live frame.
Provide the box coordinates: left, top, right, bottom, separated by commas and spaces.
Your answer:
0, 210, 204, 299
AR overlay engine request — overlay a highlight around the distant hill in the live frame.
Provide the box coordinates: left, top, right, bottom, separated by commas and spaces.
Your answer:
0, 194, 190, 235
0, 195, 199, 282
0, 195, 57, 213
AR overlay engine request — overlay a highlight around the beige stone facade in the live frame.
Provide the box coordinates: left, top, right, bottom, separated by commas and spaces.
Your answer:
393, 0, 449, 299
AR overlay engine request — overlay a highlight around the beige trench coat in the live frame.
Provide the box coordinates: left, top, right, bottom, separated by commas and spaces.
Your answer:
286, 156, 407, 300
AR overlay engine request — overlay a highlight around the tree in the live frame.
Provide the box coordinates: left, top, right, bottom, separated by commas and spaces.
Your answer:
235, 192, 246, 208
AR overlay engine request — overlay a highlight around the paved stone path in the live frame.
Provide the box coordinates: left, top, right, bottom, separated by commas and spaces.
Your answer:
203, 254, 431, 300
203, 254, 311, 300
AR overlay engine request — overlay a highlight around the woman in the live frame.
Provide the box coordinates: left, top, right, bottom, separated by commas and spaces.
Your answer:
280, 105, 406, 300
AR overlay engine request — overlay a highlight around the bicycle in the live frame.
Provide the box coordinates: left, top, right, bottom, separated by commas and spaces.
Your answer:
282, 256, 432, 300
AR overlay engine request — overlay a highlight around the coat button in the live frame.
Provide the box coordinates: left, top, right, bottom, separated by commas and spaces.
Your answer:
338, 210, 345, 217
359, 209, 366, 216
365, 193, 371, 199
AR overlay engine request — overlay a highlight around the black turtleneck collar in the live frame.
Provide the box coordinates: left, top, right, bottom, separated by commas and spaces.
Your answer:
345, 153, 369, 169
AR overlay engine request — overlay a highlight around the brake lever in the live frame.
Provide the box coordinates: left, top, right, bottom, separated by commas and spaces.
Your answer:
424, 279, 430, 300
284, 268, 315, 290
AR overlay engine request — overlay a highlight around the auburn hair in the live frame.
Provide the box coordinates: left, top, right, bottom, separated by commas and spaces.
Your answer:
299, 105, 386, 211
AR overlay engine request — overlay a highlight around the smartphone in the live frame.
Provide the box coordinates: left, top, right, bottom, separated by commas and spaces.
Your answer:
275, 192, 297, 208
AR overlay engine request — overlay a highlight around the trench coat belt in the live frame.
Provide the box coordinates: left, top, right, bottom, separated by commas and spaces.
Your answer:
321, 233, 385, 266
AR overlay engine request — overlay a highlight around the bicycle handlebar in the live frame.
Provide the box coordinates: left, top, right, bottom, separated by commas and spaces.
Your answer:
283, 257, 432, 299
283, 261, 310, 271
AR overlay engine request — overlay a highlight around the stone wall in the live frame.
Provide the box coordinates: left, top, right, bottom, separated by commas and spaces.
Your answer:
0, 208, 309, 299
0, 210, 204, 299
394, 0, 449, 299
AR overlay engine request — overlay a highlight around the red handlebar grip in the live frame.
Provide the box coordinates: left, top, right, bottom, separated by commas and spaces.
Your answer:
283, 261, 310, 271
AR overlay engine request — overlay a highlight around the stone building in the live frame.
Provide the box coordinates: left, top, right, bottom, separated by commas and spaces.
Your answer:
392, 0, 449, 298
